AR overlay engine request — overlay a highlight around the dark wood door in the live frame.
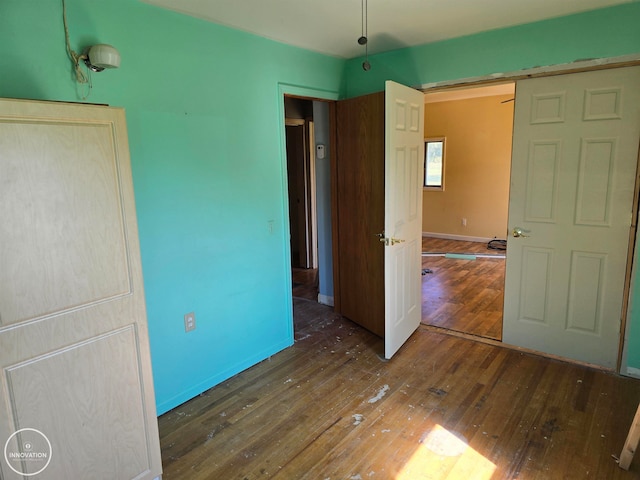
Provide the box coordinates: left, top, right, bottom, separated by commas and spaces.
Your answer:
334, 92, 385, 337
286, 123, 308, 268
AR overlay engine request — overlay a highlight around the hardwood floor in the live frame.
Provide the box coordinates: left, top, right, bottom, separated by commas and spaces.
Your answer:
422, 237, 505, 340
292, 268, 318, 301
292, 238, 504, 339
159, 299, 640, 479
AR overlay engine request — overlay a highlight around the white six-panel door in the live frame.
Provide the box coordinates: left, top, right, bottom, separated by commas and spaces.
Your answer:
384, 81, 425, 359
0, 99, 162, 479
503, 67, 640, 368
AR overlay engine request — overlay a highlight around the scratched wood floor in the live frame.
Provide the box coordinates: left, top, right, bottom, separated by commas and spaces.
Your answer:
159, 297, 640, 479
421, 237, 505, 341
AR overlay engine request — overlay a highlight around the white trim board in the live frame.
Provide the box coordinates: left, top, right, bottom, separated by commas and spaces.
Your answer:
318, 294, 334, 307
626, 367, 640, 379
422, 232, 498, 244
422, 252, 506, 259
418, 54, 640, 92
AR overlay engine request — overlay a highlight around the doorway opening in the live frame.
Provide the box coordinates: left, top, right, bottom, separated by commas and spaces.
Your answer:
420, 82, 515, 341
283, 96, 333, 307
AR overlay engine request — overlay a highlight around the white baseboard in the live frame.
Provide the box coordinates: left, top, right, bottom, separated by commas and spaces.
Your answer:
625, 366, 640, 379
318, 294, 334, 307
422, 232, 497, 243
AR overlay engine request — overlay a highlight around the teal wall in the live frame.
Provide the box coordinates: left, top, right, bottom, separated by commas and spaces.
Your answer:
3, 0, 640, 418
0, 0, 343, 414
343, 2, 640, 97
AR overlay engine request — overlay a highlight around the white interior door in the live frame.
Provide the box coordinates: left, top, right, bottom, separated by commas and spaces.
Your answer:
503, 67, 640, 368
0, 99, 162, 479
384, 81, 425, 359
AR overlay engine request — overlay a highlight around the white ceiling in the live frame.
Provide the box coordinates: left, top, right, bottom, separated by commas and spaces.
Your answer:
142, 0, 633, 59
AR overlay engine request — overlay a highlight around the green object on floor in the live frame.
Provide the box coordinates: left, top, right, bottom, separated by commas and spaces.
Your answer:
445, 253, 477, 260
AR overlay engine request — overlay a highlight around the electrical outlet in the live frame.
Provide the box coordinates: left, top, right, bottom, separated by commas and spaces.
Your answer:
462, 218, 467, 227
184, 312, 196, 332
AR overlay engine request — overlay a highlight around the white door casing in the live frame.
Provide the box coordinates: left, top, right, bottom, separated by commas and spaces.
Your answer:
0, 99, 162, 479
384, 81, 425, 359
503, 67, 640, 368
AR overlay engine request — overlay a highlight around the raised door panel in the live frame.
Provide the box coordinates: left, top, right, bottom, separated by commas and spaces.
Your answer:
0, 122, 130, 326
5, 328, 150, 478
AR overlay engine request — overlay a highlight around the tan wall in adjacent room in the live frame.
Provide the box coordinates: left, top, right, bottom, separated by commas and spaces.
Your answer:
423, 94, 514, 240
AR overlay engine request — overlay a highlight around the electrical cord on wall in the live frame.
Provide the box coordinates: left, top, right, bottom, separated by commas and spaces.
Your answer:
61, 0, 92, 99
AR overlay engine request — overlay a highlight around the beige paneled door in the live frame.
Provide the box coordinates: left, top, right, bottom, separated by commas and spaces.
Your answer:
384, 81, 424, 359
0, 99, 162, 479
503, 66, 640, 368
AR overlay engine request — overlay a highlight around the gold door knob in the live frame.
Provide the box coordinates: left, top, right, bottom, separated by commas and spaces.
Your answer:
379, 236, 405, 246
512, 227, 529, 238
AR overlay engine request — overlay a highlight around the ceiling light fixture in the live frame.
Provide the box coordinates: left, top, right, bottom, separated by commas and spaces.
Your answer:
61, 0, 120, 98
82, 44, 121, 72
358, 0, 371, 71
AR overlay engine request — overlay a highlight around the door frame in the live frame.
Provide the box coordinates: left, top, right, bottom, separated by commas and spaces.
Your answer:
422, 82, 514, 343
285, 117, 317, 269
420, 58, 640, 373
276, 83, 339, 339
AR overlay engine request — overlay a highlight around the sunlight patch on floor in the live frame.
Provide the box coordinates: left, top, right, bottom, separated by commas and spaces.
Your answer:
396, 424, 496, 480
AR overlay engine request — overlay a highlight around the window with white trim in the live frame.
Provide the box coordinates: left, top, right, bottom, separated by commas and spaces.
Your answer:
424, 137, 445, 191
